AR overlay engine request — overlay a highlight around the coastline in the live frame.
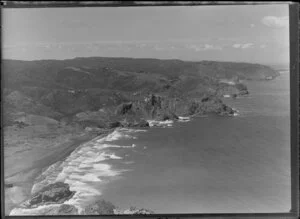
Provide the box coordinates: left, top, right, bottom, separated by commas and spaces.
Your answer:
8, 126, 154, 215
6, 114, 213, 215
5, 92, 244, 216
8, 73, 281, 215
4, 130, 109, 215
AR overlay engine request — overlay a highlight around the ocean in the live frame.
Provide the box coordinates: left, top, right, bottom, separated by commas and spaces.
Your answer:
10, 72, 291, 214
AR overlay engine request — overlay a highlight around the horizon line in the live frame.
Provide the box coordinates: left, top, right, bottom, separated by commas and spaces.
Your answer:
2, 56, 290, 67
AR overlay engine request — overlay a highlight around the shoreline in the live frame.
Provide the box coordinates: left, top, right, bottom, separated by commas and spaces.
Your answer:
8, 127, 145, 215
6, 106, 242, 215
4, 130, 111, 215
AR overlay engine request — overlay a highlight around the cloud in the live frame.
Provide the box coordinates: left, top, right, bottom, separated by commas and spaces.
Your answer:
233, 44, 241, 48
153, 45, 165, 51
241, 43, 254, 49
232, 43, 254, 49
186, 44, 222, 52
203, 44, 222, 50
261, 16, 289, 28
260, 44, 267, 49
137, 43, 147, 48
250, 24, 255, 28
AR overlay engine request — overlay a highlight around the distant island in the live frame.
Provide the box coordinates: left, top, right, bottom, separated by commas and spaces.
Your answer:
3, 57, 279, 215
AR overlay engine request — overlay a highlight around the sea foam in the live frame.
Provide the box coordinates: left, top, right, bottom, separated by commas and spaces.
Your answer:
147, 120, 174, 127
97, 129, 136, 142
29, 128, 139, 211
178, 116, 191, 122
10, 204, 68, 216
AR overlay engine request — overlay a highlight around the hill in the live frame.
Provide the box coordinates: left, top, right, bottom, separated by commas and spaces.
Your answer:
2, 57, 279, 126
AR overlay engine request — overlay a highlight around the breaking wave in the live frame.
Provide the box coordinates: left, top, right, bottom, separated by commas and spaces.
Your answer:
24, 128, 142, 214
10, 204, 65, 215
11, 119, 193, 215
178, 116, 191, 122
147, 120, 174, 127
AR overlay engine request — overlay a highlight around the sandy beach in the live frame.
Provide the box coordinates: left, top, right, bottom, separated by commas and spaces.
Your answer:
4, 124, 106, 214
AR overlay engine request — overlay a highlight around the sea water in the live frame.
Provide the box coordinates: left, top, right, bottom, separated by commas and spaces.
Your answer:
100, 72, 291, 213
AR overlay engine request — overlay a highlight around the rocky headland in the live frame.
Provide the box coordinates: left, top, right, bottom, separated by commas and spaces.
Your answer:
10, 182, 154, 215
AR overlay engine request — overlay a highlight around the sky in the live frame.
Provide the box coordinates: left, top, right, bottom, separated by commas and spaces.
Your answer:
2, 4, 290, 64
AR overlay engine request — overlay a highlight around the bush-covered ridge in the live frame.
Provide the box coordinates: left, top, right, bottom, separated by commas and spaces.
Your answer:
3, 57, 278, 128
3, 57, 279, 87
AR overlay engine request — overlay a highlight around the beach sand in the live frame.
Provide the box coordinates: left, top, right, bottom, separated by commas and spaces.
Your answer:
3, 123, 106, 215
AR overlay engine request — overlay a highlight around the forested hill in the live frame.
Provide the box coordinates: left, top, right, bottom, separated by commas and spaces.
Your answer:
2, 57, 279, 128
3, 57, 279, 88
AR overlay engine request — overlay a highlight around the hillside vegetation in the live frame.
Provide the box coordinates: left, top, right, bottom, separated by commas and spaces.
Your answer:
3, 57, 279, 128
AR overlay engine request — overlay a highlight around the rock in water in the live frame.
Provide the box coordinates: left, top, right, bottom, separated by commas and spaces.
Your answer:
20, 182, 75, 208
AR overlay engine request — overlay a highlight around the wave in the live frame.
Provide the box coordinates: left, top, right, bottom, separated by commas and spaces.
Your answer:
13, 120, 199, 214
147, 120, 174, 127
27, 128, 142, 213
230, 108, 239, 117
123, 161, 135, 165
97, 129, 137, 142
10, 204, 67, 215
92, 143, 136, 149
178, 116, 191, 122
119, 128, 147, 133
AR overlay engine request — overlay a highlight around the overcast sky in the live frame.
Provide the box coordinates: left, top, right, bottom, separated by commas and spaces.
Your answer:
2, 4, 289, 64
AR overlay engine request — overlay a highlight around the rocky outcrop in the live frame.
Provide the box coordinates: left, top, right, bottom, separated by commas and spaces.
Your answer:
158, 112, 179, 121
114, 207, 154, 215
82, 199, 115, 215
108, 121, 122, 128
114, 94, 236, 124
216, 82, 249, 97
12, 198, 153, 215
115, 102, 133, 115
20, 182, 75, 208
216, 104, 236, 116
10, 204, 78, 215
235, 83, 249, 95
120, 119, 150, 128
